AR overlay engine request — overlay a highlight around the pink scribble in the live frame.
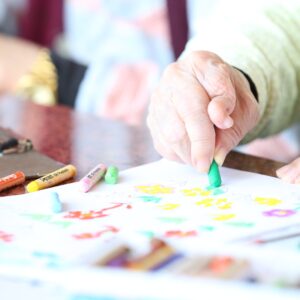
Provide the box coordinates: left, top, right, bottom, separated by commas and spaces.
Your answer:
0, 230, 13, 242
164, 230, 198, 238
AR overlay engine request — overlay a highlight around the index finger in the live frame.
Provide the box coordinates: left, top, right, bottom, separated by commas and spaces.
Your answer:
173, 78, 215, 172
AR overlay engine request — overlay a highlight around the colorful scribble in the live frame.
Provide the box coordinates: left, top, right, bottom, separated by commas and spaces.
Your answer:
225, 222, 254, 228
195, 198, 232, 210
157, 217, 187, 224
216, 198, 232, 210
64, 203, 125, 220
182, 187, 211, 197
138, 230, 155, 238
213, 214, 236, 221
50, 221, 73, 228
135, 185, 173, 195
211, 188, 226, 196
263, 209, 297, 218
73, 226, 119, 240
138, 195, 161, 203
0, 231, 13, 242
255, 197, 282, 206
65, 210, 106, 220
165, 230, 197, 238
158, 203, 180, 210
195, 198, 214, 207
22, 213, 52, 222
32, 251, 62, 268
22, 214, 73, 228
199, 225, 215, 231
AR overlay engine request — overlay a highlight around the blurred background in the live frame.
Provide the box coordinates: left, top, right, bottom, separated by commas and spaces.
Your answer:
1, 0, 299, 164
0, 0, 219, 124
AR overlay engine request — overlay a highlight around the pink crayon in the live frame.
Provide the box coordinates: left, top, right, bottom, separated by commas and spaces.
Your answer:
79, 163, 107, 192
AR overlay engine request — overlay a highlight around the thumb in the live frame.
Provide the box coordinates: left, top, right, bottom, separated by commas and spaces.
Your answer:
214, 125, 244, 166
208, 95, 236, 130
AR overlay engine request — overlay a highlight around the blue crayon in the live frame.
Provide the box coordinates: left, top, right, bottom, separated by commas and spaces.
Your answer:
50, 192, 63, 213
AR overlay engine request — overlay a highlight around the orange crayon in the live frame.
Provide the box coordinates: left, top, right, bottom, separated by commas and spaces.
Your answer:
0, 171, 25, 192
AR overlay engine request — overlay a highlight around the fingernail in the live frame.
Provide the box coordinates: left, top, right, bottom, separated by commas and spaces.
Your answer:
214, 150, 227, 166
223, 117, 234, 129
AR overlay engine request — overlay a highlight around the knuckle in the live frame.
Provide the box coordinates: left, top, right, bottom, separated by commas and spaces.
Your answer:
216, 62, 231, 75
163, 125, 187, 144
190, 135, 212, 145
182, 106, 207, 121
162, 62, 179, 79
168, 131, 187, 145
188, 50, 220, 62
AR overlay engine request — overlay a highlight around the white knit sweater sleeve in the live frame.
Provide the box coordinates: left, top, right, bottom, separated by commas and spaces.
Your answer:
183, 0, 300, 143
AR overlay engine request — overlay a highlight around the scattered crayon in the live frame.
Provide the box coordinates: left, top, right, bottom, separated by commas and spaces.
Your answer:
0, 171, 25, 192
151, 253, 183, 271
96, 245, 130, 267
50, 192, 63, 213
169, 256, 211, 276
79, 163, 107, 192
203, 256, 249, 280
26, 165, 77, 193
104, 166, 119, 184
209, 256, 233, 274
105, 248, 130, 267
208, 159, 221, 188
126, 239, 175, 271
0, 137, 18, 152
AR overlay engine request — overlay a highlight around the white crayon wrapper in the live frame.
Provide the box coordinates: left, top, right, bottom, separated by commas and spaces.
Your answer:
79, 163, 107, 192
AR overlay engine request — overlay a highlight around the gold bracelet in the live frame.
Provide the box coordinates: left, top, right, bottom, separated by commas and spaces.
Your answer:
15, 48, 58, 106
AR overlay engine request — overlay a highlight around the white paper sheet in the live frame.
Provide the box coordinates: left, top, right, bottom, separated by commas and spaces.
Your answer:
1, 159, 300, 299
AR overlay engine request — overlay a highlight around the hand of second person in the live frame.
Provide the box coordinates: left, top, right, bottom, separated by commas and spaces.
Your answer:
147, 51, 260, 172
277, 158, 300, 184
0, 34, 41, 93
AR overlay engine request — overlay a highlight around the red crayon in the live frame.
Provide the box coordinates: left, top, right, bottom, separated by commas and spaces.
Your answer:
0, 171, 25, 192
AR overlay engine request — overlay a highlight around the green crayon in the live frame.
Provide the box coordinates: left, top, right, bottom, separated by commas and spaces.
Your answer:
104, 166, 119, 184
208, 159, 222, 188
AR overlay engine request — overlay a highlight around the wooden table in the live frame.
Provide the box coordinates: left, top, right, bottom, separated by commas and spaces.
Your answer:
0, 96, 284, 196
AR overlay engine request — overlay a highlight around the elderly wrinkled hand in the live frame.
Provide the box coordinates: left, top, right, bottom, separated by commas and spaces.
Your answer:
147, 51, 260, 172
277, 158, 300, 184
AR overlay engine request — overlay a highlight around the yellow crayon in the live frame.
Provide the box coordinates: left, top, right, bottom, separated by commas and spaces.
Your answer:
27, 165, 77, 193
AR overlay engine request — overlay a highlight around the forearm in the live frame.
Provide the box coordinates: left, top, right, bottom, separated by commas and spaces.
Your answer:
183, 0, 300, 142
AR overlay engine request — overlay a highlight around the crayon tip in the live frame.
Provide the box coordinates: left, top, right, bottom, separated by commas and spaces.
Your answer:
104, 166, 119, 184
208, 159, 222, 188
26, 181, 40, 193
50, 192, 63, 213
